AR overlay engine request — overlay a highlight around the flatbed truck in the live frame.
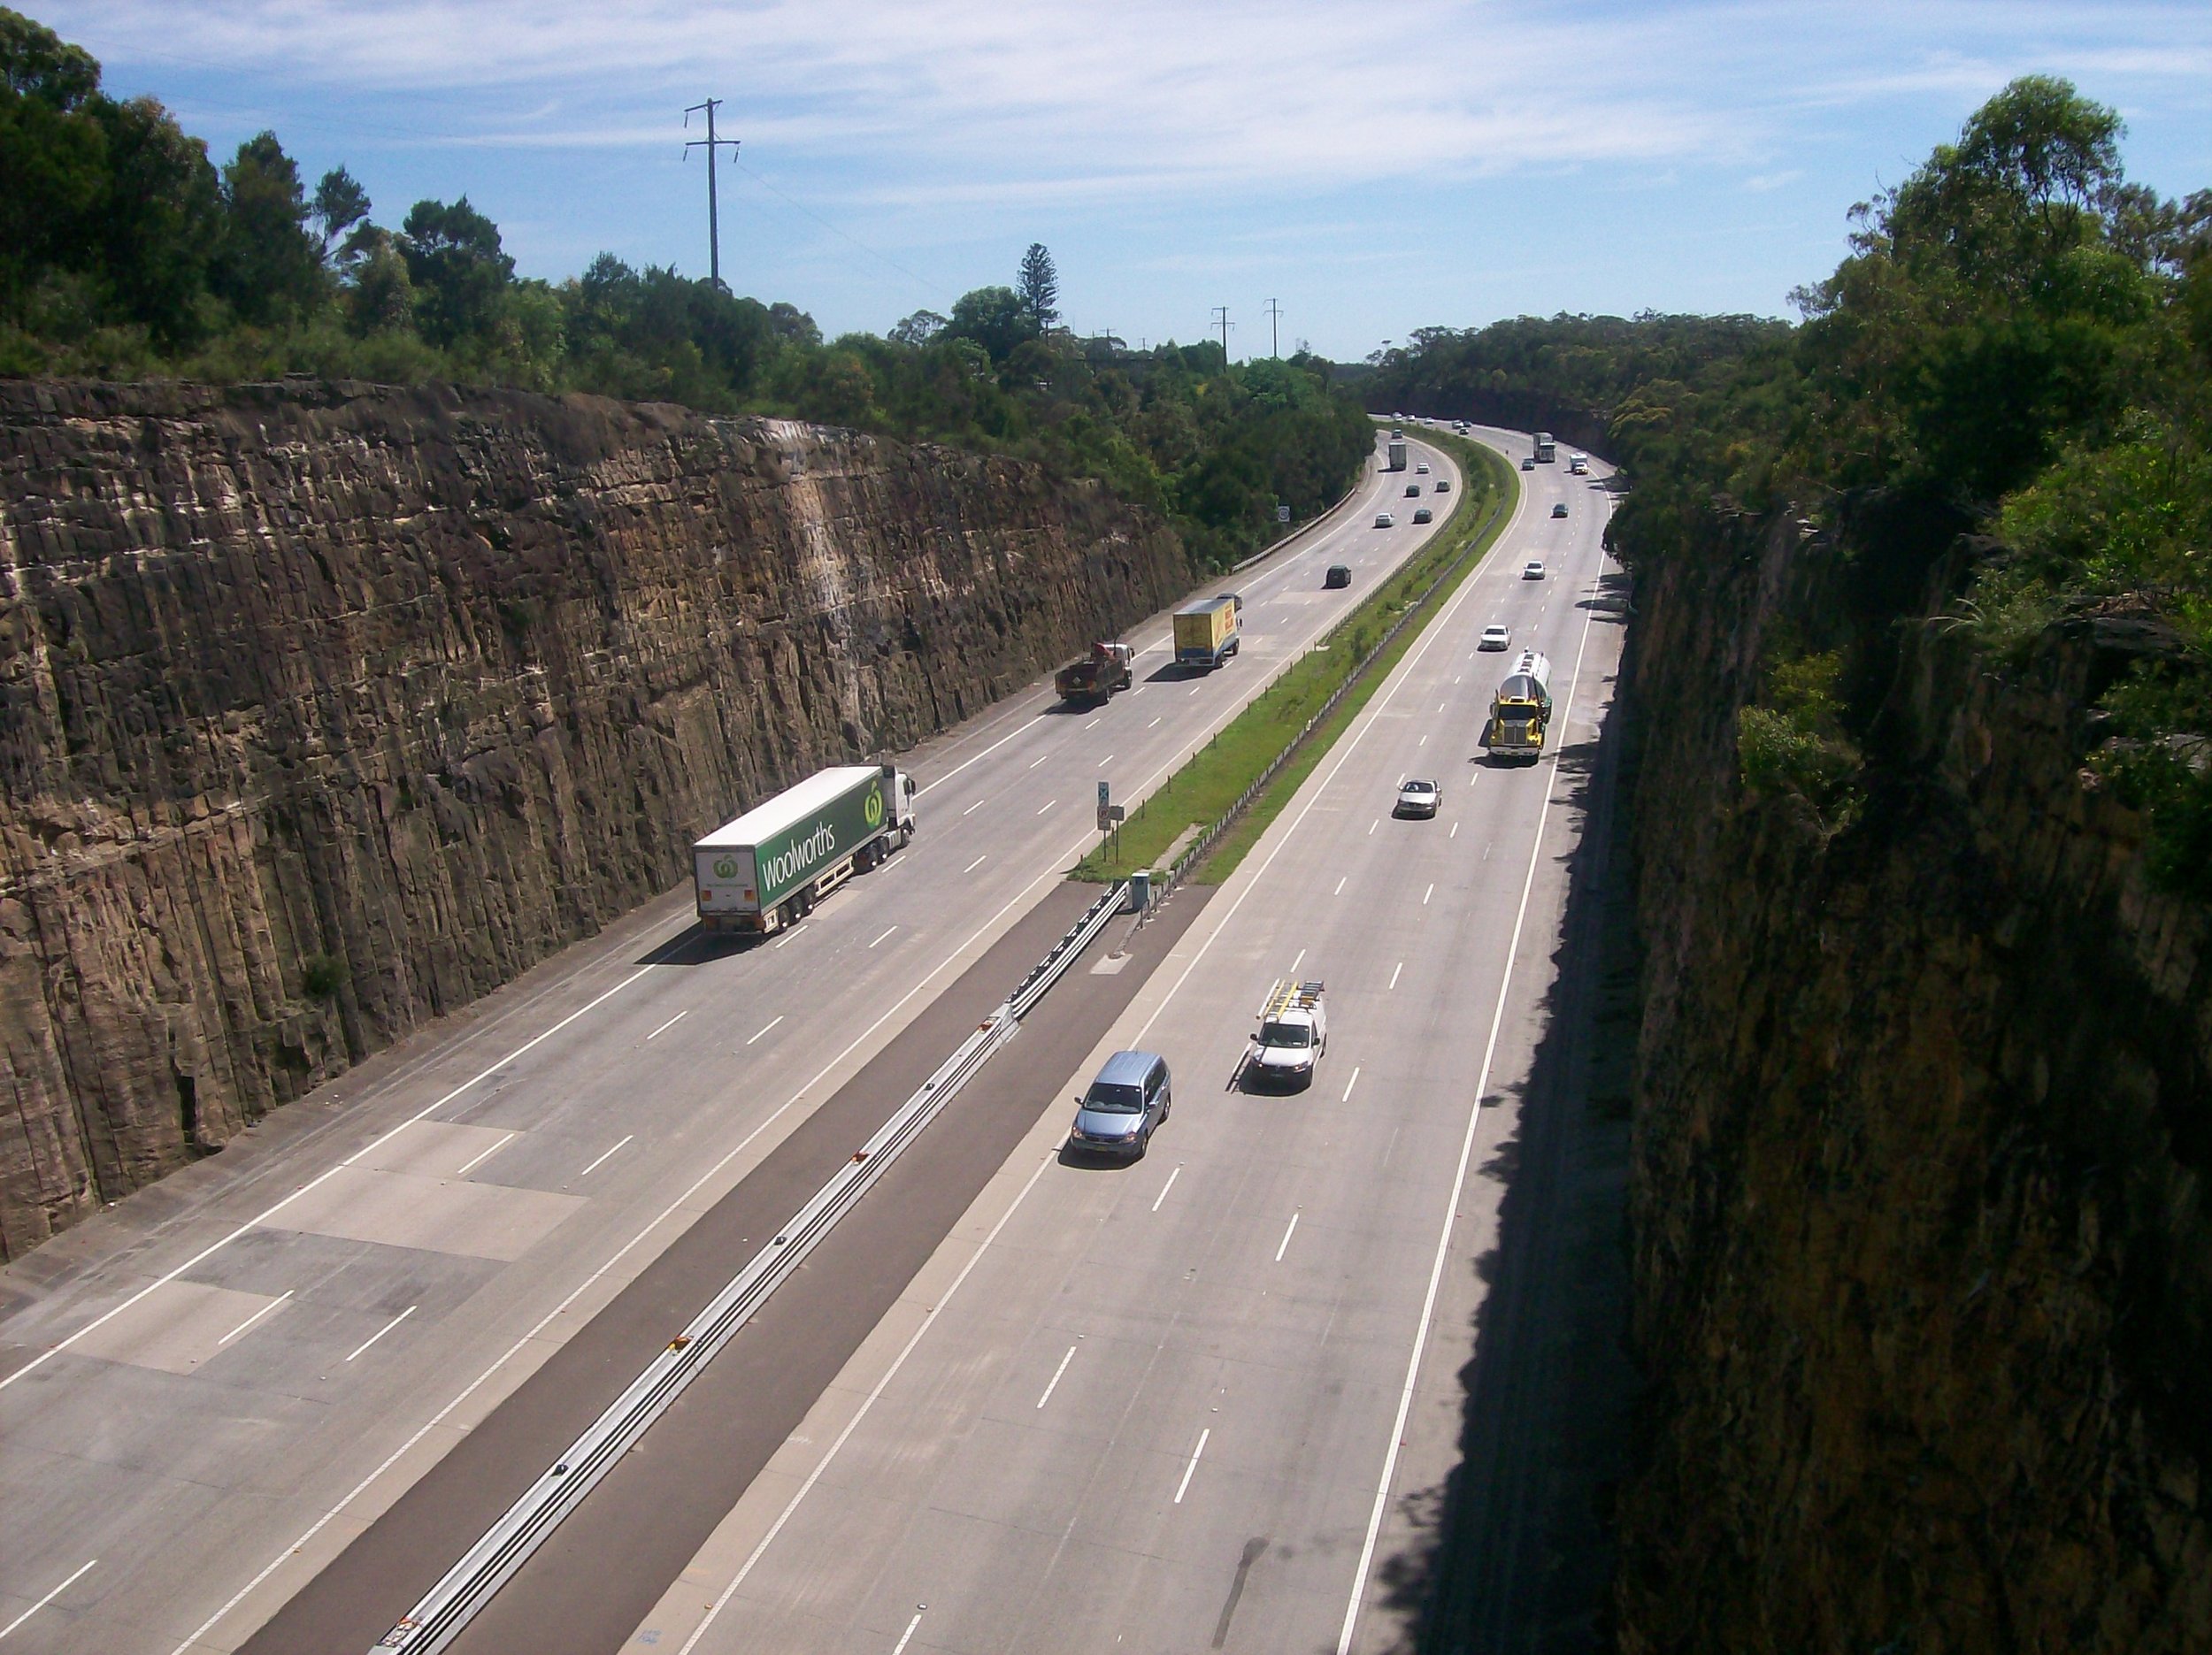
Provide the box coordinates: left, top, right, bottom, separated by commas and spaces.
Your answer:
1055, 641, 1136, 705
693, 762, 917, 935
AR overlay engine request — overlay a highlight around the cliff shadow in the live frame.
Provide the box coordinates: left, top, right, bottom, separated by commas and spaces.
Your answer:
1370, 665, 1643, 1652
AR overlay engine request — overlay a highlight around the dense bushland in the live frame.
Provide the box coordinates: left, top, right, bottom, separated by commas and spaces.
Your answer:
0, 9, 1372, 568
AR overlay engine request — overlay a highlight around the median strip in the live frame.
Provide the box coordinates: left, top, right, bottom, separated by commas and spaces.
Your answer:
1074, 432, 1517, 888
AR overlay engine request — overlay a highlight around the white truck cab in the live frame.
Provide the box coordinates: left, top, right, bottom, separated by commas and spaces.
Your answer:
1246, 978, 1327, 1090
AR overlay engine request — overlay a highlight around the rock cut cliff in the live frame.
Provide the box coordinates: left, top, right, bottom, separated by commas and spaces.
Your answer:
0, 379, 1187, 1257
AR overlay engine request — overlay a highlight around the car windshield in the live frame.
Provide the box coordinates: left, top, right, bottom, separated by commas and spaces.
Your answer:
1083, 1082, 1143, 1114
1259, 1021, 1311, 1048
1403, 781, 1434, 794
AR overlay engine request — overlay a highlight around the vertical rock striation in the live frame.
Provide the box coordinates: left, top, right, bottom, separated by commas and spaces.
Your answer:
0, 379, 1187, 1257
1615, 501, 2210, 1651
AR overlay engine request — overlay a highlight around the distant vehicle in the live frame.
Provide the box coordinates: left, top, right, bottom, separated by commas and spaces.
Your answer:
1533, 431, 1556, 463
1521, 456, 1536, 471
1325, 563, 1352, 589
1486, 650, 1555, 762
1067, 1049, 1171, 1158
1395, 777, 1441, 818
1415, 462, 1430, 475
1434, 479, 1451, 492
1569, 453, 1589, 475
1173, 595, 1242, 670
1405, 483, 1422, 497
1551, 502, 1569, 518
1479, 624, 1510, 650
1375, 511, 1395, 528
1386, 438, 1409, 471
1054, 640, 1135, 705
1413, 507, 1433, 524
1524, 560, 1546, 579
694, 762, 917, 936
1243, 979, 1328, 1091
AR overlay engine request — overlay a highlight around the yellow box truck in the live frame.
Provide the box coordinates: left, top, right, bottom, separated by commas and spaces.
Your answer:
1173, 595, 1242, 670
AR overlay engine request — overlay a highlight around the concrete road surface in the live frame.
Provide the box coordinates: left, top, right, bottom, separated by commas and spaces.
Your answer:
0, 432, 1469, 1654
622, 435, 1627, 1655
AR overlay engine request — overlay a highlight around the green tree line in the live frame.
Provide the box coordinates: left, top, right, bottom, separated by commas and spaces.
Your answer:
0, 10, 1373, 569
1374, 78, 2212, 891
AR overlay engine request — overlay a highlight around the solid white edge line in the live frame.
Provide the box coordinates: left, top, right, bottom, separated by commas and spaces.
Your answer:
1172, 1428, 1210, 1505
3, 963, 655, 1393
673, 1145, 1060, 1655
0, 1558, 96, 1642
168, 845, 1095, 1655
344, 1305, 418, 1364
1333, 536, 1609, 1655
579, 1135, 633, 1177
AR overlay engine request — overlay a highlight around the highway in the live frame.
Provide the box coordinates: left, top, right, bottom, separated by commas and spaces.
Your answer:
617, 433, 1626, 1655
0, 429, 1473, 1654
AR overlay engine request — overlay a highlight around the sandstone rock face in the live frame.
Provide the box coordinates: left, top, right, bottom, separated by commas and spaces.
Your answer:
0, 379, 1187, 1258
1616, 505, 2211, 1652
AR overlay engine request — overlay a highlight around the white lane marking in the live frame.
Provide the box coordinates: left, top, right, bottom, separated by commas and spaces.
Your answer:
1342, 1067, 1361, 1103
1454, 675, 1461, 685
963, 854, 987, 874
674, 1147, 1060, 1655
1451, 822, 1459, 839
914, 709, 1048, 796
1035, 1345, 1078, 1410
1028, 754, 1049, 770
962, 799, 984, 816
892, 1610, 925, 1655
1424, 883, 1433, 906
646, 1009, 688, 1041
1187, 684, 1202, 696
454, 1134, 512, 1177
1148, 716, 1162, 729
1389, 962, 1403, 990
0, 1559, 96, 1641
1336, 522, 1609, 1655
1367, 820, 1377, 836
580, 1135, 634, 1176
1150, 1165, 1182, 1213
171, 831, 1110, 1655
1084, 716, 1102, 731
1096, 753, 1114, 767
1438, 701, 1447, 714
3, 962, 656, 1393
1333, 877, 1347, 896
216, 1290, 294, 1347
345, 1305, 418, 1363
1418, 733, 1428, 747
772, 924, 806, 949
1289, 947, 1306, 977
1173, 1428, 1210, 1505
746, 1015, 784, 1046
1274, 1211, 1300, 1263
1037, 799, 1056, 815
869, 926, 899, 949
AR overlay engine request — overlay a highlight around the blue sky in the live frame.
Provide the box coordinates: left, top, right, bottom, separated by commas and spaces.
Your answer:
38, 1, 2212, 360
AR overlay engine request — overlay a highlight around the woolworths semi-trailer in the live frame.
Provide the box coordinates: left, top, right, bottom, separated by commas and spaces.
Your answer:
693, 762, 917, 934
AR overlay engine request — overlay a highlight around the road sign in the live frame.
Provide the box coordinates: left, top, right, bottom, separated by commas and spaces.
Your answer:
1096, 780, 1111, 831
1276, 503, 1292, 524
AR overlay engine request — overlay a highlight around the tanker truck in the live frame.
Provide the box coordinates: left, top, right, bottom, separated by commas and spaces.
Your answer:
693, 762, 917, 935
1485, 650, 1554, 762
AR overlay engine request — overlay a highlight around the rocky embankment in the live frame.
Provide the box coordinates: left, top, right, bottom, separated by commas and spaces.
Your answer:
0, 379, 1187, 1257
1613, 500, 2210, 1651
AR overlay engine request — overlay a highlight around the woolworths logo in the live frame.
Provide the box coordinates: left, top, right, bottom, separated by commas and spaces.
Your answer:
864, 786, 884, 828
711, 855, 740, 880
762, 821, 838, 892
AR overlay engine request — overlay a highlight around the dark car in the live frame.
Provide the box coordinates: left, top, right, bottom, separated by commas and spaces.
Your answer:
1325, 563, 1351, 589
1412, 507, 1433, 524
1066, 1050, 1171, 1159
1551, 502, 1569, 518
1434, 479, 1451, 492
1405, 483, 1421, 497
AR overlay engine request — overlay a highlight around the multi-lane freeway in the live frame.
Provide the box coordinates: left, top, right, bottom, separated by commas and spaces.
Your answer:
0, 428, 1563, 1653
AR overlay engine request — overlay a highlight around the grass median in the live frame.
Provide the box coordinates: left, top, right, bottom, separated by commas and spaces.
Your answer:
1074, 430, 1518, 885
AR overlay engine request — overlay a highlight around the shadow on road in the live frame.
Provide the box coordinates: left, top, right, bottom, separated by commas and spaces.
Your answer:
634, 925, 762, 967
1371, 639, 1645, 1653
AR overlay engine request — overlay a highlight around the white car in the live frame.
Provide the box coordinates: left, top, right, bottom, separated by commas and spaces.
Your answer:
1415, 462, 1430, 475
1375, 512, 1395, 528
1523, 560, 1545, 579
1479, 624, 1510, 650
1394, 778, 1441, 818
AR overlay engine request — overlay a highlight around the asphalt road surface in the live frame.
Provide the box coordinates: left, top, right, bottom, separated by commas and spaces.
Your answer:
0, 430, 1469, 1654
617, 434, 1628, 1655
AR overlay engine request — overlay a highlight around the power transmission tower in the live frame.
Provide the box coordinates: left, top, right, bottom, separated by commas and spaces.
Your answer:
1263, 297, 1283, 356
683, 99, 740, 289
1211, 305, 1233, 360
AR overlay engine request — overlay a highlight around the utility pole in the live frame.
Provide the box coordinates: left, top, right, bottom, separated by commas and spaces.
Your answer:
683, 99, 740, 289
1263, 298, 1283, 356
1211, 305, 1233, 361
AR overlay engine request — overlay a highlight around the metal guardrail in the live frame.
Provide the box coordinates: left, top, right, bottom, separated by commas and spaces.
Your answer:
1141, 483, 1509, 916
371, 881, 1127, 1654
